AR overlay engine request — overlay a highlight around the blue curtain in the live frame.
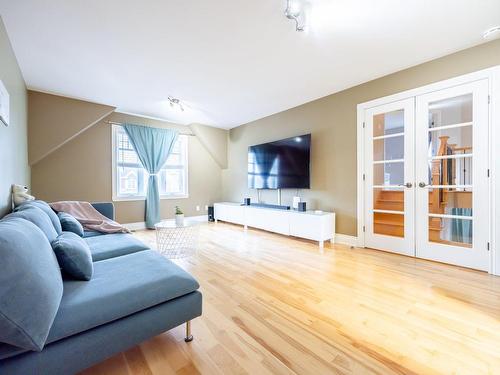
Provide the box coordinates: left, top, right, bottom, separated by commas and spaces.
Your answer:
451, 208, 472, 244
123, 124, 178, 228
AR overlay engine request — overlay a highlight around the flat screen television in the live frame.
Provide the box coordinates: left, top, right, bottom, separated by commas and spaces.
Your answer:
248, 134, 311, 189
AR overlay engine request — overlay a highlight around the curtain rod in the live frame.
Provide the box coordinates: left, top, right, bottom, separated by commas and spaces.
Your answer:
105, 121, 195, 136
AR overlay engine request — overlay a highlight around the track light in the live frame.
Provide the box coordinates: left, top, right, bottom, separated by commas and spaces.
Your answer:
168, 96, 184, 112
285, 0, 307, 32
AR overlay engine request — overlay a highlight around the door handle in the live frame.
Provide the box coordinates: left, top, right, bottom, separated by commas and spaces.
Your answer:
418, 182, 428, 188
399, 183, 413, 188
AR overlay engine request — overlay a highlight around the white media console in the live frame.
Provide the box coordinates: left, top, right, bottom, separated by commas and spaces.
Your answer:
214, 202, 335, 249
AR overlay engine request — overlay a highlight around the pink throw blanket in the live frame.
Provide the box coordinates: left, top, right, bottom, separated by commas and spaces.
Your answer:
50, 201, 130, 234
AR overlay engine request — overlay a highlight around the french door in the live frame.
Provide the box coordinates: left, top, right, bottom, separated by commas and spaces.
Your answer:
415, 80, 489, 270
364, 79, 490, 270
364, 98, 415, 257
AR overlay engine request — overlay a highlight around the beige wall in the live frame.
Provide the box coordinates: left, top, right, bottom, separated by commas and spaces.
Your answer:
0, 17, 29, 216
222, 39, 500, 237
189, 123, 228, 169
28, 90, 115, 165
31, 104, 225, 223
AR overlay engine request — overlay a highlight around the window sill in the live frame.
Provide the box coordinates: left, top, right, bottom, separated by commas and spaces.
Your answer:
112, 195, 189, 202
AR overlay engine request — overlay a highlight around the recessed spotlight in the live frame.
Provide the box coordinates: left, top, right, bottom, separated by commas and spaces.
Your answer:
483, 26, 500, 40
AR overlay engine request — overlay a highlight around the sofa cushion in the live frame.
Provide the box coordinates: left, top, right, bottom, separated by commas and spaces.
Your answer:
0, 218, 63, 351
85, 233, 149, 261
83, 230, 104, 238
57, 212, 84, 237
52, 232, 93, 281
17, 200, 62, 235
45, 250, 199, 344
5, 206, 58, 242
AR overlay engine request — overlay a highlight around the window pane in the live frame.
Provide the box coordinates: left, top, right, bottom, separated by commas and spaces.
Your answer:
118, 167, 144, 196
373, 109, 404, 137
428, 125, 472, 158
428, 94, 472, 128
374, 212, 404, 238
373, 188, 404, 211
119, 149, 140, 164
114, 128, 187, 198
171, 140, 181, 154
165, 153, 181, 165
164, 169, 183, 194
373, 162, 404, 186
373, 135, 404, 161
429, 216, 472, 248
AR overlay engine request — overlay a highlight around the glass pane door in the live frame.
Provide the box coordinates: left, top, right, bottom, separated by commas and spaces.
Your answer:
415, 80, 489, 270
364, 98, 415, 256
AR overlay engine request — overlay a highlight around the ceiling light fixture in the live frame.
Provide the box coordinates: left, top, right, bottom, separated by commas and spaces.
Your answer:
483, 26, 500, 40
285, 0, 307, 32
168, 96, 184, 112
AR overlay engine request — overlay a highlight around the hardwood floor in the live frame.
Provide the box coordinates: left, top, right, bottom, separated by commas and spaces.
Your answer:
81, 222, 500, 375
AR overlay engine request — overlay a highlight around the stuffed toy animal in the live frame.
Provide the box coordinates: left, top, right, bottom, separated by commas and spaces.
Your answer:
12, 184, 35, 207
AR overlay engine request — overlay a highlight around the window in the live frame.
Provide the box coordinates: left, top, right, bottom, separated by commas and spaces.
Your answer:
112, 125, 188, 200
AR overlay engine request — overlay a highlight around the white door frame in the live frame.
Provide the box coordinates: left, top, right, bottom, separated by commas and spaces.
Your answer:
357, 65, 500, 275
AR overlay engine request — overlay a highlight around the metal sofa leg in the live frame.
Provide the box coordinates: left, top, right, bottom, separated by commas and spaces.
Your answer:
185, 320, 194, 342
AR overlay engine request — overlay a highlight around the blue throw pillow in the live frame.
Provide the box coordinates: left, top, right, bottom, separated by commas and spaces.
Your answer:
57, 212, 84, 237
5, 206, 58, 243
16, 200, 62, 235
0, 217, 63, 351
52, 232, 93, 281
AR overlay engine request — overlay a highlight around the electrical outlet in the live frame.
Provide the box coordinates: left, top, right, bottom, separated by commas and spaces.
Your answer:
204, 205, 208, 211
196, 205, 200, 211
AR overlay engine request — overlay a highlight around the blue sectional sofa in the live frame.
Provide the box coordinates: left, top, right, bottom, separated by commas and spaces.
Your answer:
0, 201, 202, 375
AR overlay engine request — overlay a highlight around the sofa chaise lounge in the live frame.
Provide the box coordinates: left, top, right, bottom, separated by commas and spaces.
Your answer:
0, 200, 202, 375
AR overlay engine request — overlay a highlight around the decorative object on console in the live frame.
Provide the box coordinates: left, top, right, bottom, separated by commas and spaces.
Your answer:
207, 206, 215, 222
0, 79, 9, 126
298, 202, 307, 212
11, 184, 35, 207
175, 206, 184, 226
292, 196, 301, 210
243, 198, 251, 206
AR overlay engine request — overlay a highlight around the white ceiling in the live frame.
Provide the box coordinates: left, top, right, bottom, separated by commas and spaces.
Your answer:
1, 0, 499, 129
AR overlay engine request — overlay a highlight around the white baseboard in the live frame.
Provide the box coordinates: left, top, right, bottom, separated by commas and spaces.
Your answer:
124, 215, 208, 231
334, 234, 359, 247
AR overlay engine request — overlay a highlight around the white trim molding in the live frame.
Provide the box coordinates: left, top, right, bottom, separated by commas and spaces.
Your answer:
334, 234, 359, 247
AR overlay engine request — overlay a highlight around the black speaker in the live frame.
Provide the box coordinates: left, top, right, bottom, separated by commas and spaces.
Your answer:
208, 206, 215, 222
298, 202, 306, 212
243, 198, 251, 206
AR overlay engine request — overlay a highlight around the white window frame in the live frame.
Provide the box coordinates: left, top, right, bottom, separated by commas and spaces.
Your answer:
111, 125, 189, 201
